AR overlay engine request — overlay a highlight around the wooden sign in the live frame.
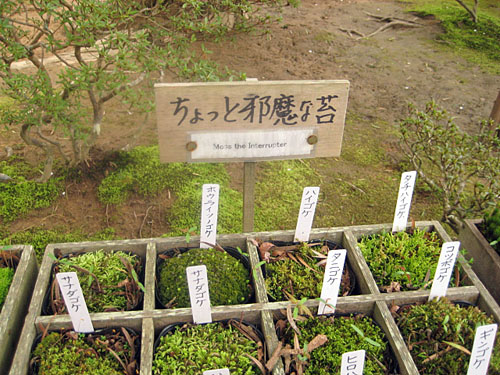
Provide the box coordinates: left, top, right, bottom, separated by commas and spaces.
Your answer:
155, 80, 350, 162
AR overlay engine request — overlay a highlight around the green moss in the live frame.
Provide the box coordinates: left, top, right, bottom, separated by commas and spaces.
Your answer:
265, 242, 352, 301
153, 321, 260, 375
0, 157, 62, 222
54, 250, 142, 313
358, 229, 451, 291
403, 1, 500, 73
483, 205, 500, 254
284, 315, 389, 375
0, 227, 117, 263
0, 267, 14, 310
395, 298, 500, 374
157, 248, 251, 308
32, 329, 137, 375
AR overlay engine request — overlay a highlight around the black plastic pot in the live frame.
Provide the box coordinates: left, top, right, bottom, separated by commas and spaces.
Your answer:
155, 246, 254, 309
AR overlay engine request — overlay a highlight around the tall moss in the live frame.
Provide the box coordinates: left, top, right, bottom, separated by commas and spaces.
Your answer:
0, 267, 14, 310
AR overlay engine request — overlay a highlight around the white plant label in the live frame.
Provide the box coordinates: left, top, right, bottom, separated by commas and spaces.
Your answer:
186, 265, 212, 324
341, 350, 366, 375
467, 324, 498, 375
200, 184, 219, 249
56, 272, 94, 333
392, 171, 417, 232
294, 187, 320, 242
203, 369, 230, 375
190, 129, 315, 160
318, 249, 347, 315
428, 241, 461, 301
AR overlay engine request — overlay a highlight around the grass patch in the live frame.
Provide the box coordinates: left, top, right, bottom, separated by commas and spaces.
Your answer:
0, 157, 62, 222
0, 227, 116, 263
403, 0, 500, 73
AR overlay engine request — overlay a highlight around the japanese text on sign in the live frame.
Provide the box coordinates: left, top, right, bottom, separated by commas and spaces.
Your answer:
318, 249, 347, 315
428, 241, 460, 301
200, 184, 220, 249
294, 187, 320, 242
170, 94, 340, 127
186, 265, 212, 324
467, 324, 498, 375
392, 171, 417, 232
203, 369, 230, 375
341, 350, 366, 375
56, 272, 94, 333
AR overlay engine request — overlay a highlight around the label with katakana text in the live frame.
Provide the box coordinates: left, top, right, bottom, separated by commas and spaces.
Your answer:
467, 324, 498, 375
189, 129, 315, 161
392, 171, 417, 232
428, 241, 460, 301
56, 272, 94, 333
203, 369, 230, 375
186, 265, 212, 324
318, 249, 347, 315
341, 350, 366, 375
294, 187, 320, 242
200, 184, 219, 249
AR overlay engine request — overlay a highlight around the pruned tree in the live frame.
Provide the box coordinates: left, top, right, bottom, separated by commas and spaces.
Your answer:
0, 0, 281, 181
454, 0, 479, 23
399, 101, 500, 231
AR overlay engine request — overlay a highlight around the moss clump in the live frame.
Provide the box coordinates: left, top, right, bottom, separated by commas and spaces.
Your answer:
157, 248, 251, 308
52, 250, 142, 313
0, 267, 14, 310
32, 329, 138, 375
0, 158, 61, 222
283, 315, 389, 375
153, 321, 260, 375
358, 229, 455, 291
395, 298, 500, 374
483, 206, 500, 254
265, 242, 352, 301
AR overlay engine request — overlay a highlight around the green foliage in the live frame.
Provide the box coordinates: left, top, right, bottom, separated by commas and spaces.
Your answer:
0, 158, 61, 222
255, 160, 320, 231
54, 250, 142, 312
400, 102, 500, 229
395, 298, 500, 374
0, 267, 14, 310
152, 321, 260, 375
359, 229, 451, 291
406, 1, 500, 73
285, 315, 388, 375
0, 227, 116, 263
265, 242, 351, 301
483, 205, 500, 254
157, 248, 251, 308
32, 329, 137, 375
99, 145, 243, 234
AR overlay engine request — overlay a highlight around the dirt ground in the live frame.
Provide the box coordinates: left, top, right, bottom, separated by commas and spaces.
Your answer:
1, 0, 499, 238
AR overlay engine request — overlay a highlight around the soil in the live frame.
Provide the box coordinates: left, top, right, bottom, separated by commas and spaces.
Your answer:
1, 0, 499, 238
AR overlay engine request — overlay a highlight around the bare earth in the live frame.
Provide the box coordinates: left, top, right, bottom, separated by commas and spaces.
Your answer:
1, 0, 499, 238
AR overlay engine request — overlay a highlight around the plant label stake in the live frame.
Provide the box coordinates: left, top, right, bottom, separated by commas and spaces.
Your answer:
341, 350, 365, 375
467, 324, 498, 375
295, 187, 320, 242
318, 249, 347, 315
186, 265, 212, 324
428, 241, 460, 301
200, 184, 220, 249
392, 171, 417, 232
56, 272, 94, 333
203, 369, 230, 375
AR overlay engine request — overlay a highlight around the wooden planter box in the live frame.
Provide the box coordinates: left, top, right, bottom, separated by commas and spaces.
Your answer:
0, 245, 37, 373
9, 222, 500, 375
458, 219, 500, 303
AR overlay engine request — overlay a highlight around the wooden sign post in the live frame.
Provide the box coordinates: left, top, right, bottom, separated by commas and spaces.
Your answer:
155, 80, 350, 231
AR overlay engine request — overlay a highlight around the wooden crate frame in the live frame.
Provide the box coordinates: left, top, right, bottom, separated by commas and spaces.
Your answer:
9, 222, 500, 375
0, 245, 37, 373
458, 219, 500, 303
